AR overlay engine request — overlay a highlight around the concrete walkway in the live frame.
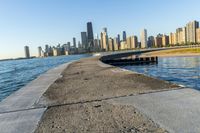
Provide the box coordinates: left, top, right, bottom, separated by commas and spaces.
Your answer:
0, 62, 70, 133
109, 88, 200, 133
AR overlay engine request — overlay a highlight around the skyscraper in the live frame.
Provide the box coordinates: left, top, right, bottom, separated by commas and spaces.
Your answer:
162, 35, 169, 47
148, 36, 155, 47
81, 32, 88, 49
73, 37, 76, 48
113, 37, 119, 51
38, 46, 42, 57
24, 46, 30, 58
186, 20, 199, 43
123, 31, 126, 41
100, 28, 108, 51
87, 22, 94, 50
140, 29, 148, 48
131, 36, 138, 49
108, 38, 114, 51
196, 28, 200, 43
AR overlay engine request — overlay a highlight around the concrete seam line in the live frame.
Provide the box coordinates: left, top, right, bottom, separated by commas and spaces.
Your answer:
41, 87, 185, 110
0, 106, 47, 115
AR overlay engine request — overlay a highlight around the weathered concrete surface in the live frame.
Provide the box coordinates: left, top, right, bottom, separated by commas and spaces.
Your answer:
0, 62, 71, 133
36, 57, 179, 133
109, 88, 200, 133
0, 63, 70, 113
0, 108, 46, 133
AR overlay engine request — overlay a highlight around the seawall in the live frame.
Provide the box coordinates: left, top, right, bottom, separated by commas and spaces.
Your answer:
0, 62, 72, 133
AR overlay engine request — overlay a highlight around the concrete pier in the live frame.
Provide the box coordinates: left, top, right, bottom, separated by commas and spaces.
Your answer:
0, 62, 71, 133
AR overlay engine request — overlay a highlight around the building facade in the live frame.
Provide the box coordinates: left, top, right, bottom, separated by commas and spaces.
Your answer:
87, 22, 94, 50
24, 46, 30, 58
81, 32, 88, 49
140, 29, 147, 48
186, 20, 199, 43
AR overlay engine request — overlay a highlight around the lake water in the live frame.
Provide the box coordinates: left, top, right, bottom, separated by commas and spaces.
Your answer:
0, 54, 91, 102
121, 56, 200, 90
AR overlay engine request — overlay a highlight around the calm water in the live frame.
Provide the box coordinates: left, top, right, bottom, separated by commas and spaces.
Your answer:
121, 56, 200, 90
0, 54, 91, 102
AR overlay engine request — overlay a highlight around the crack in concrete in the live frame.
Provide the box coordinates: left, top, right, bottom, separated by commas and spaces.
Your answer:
0, 87, 185, 115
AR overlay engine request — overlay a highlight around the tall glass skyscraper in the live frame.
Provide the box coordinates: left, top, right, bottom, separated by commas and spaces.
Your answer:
123, 31, 126, 41
87, 22, 94, 49
81, 32, 88, 49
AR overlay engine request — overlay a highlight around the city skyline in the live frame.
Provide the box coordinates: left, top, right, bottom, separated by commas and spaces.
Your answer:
0, 0, 200, 59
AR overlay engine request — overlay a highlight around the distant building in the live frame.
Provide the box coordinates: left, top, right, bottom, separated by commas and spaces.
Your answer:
87, 22, 94, 50
196, 28, 200, 43
140, 29, 148, 48
100, 28, 108, 51
53, 48, 61, 56
108, 38, 114, 51
38, 46, 42, 57
162, 35, 169, 47
120, 41, 126, 50
186, 20, 199, 43
113, 37, 119, 51
24, 46, 30, 58
126, 36, 132, 49
73, 37, 76, 48
148, 36, 155, 47
117, 34, 120, 44
131, 36, 138, 48
122, 31, 126, 42
154, 34, 162, 47
81, 32, 88, 49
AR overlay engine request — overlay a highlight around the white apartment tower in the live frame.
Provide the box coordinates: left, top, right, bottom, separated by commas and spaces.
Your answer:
140, 29, 148, 48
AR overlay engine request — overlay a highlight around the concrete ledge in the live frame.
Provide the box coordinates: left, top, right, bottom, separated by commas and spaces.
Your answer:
0, 62, 72, 133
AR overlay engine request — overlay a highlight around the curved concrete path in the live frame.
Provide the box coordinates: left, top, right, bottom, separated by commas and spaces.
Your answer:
0, 62, 71, 133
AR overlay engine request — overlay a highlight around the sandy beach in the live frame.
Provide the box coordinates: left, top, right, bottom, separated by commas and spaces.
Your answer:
35, 57, 179, 133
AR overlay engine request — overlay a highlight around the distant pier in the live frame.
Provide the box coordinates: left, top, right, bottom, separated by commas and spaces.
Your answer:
101, 56, 158, 66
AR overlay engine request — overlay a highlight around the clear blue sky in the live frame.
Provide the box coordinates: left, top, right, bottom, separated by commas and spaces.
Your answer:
0, 0, 200, 59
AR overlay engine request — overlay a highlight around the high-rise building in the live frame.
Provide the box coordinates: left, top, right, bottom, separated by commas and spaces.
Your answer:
176, 28, 182, 44
132, 36, 138, 48
162, 35, 169, 47
81, 32, 88, 49
154, 34, 162, 47
24, 46, 30, 58
117, 34, 120, 44
78, 41, 81, 48
126, 36, 132, 49
169, 33, 174, 45
38, 46, 42, 57
94, 34, 100, 51
186, 20, 199, 43
108, 38, 114, 51
113, 38, 119, 51
182, 27, 187, 44
140, 29, 148, 48
196, 28, 200, 43
73, 37, 76, 48
100, 28, 108, 51
148, 36, 155, 47
87, 22, 94, 49
122, 31, 126, 42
